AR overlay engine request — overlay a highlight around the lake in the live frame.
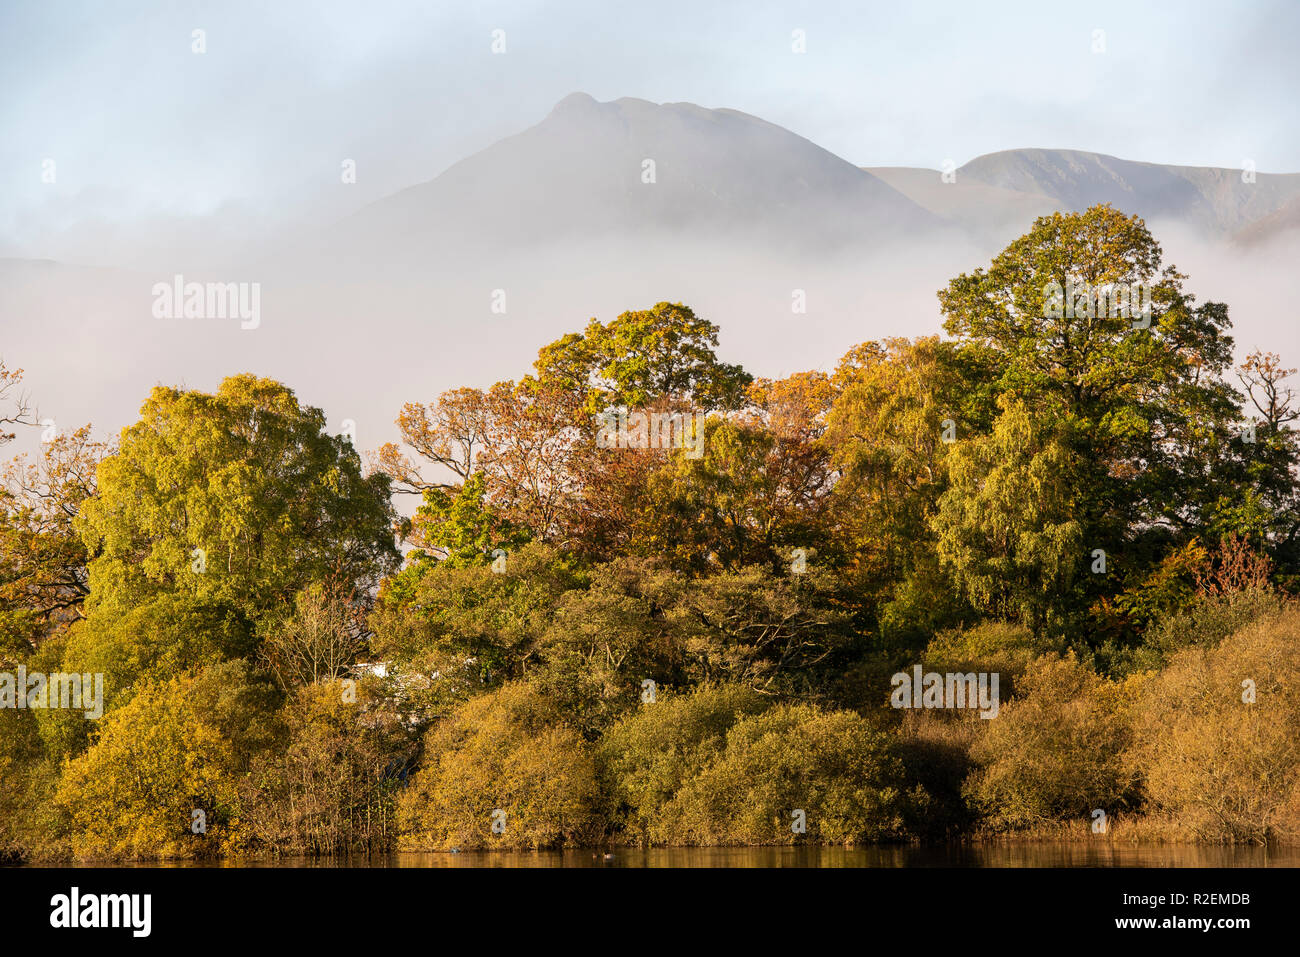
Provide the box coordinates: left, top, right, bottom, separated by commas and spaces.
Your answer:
65, 843, 1300, 868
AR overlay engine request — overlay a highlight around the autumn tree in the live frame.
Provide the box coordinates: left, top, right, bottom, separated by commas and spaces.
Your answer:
0, 359, 35, 448
76, 375, 399, 623
1227, 350, 1300, 566
822, 337, 984, 642
381, 304, 754, 557
1, 426, 110, 651
937, 205, 1244, 634
375, 386, 492, 495
402, 471, 531, 568
933, 397, 1083, 636
528, 301, 752, 412
939, 205, 1239, 537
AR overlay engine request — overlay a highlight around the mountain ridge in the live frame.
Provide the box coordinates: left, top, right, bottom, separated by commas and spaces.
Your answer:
330, 95, 1300, 263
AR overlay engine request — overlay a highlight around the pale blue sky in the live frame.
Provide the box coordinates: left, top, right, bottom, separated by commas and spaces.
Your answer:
2, 0, 1297, 253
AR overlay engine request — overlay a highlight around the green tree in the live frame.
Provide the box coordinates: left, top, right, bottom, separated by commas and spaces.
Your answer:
369, 542, 585, 692
404, 471, 531, 568
75, 375, 399, 623
937, 205, 1242, 633
933, 397, 1083, 636
529, 302, 752, 412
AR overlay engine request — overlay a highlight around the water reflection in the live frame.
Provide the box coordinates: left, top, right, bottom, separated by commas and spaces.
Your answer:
96, 843, 1300, 868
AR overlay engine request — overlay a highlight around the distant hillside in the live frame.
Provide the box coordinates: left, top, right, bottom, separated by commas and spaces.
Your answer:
956, 149, 1300, 235
334, 93, 944, 263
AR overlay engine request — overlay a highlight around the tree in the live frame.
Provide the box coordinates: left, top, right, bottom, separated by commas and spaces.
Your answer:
534, 557, 692, 733
369, 542, 585, 691
381, 380, 586, 544
938, 205, 1239, 544
472, 381, 587, 541
933, 397, 1083, 636
1230, 350, 1300, 566
241, 680, 412, 854
596, 684, 767, 840
0, 359, 35, 448
529, 302, 751, 413
75, 375, 399, 623
633, 417, 818, 573
1133, 606, 1300, 842
259, 579, 371, 688
937, 205, 1244, 635
1, 426, 109, 651
668, 564, 857, 695
824, 338, 968, 594
375, 386, 493, 495
379, 305, 754, 556
664, 704, 914, 845
628, 374, 839, 575
402, 471, 531, 568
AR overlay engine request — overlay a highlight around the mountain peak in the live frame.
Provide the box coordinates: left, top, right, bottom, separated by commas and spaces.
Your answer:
550, 91, 600, 116
343, 93, 939, 257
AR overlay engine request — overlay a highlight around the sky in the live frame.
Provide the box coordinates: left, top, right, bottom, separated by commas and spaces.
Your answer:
2, 0, 1299, 258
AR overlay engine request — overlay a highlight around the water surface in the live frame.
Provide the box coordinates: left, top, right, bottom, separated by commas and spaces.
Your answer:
69, 843, 1300, 868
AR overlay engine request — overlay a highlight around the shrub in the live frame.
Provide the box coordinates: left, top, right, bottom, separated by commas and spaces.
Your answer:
596, 683, 767, 840
1145, 588, 1284, 658
396, 683, 602, 849
1132, 605, 1300, 843
54, 677, 237, 859
964, 652, 1142, 828
662, 704, 915, 845
924, 620, 1058, 698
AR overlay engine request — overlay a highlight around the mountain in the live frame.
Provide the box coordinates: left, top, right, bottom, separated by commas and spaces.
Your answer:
332, 93, 946, 263
873, 149, 1300, 238
8, 97, 1299, 460
968, 149, 1300, 234
1233, 193, 1300, 246
330, 99, 1300, 269
863, 167, 1059, 242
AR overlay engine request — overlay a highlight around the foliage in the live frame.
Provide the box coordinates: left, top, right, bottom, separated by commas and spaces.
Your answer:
1132, 607, 1300, 843
662, 704, 916, 845
963, 653, 1143, 828
75, 375, 399, 621
6, 212, 1300, 856
396, 682, 602, 849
